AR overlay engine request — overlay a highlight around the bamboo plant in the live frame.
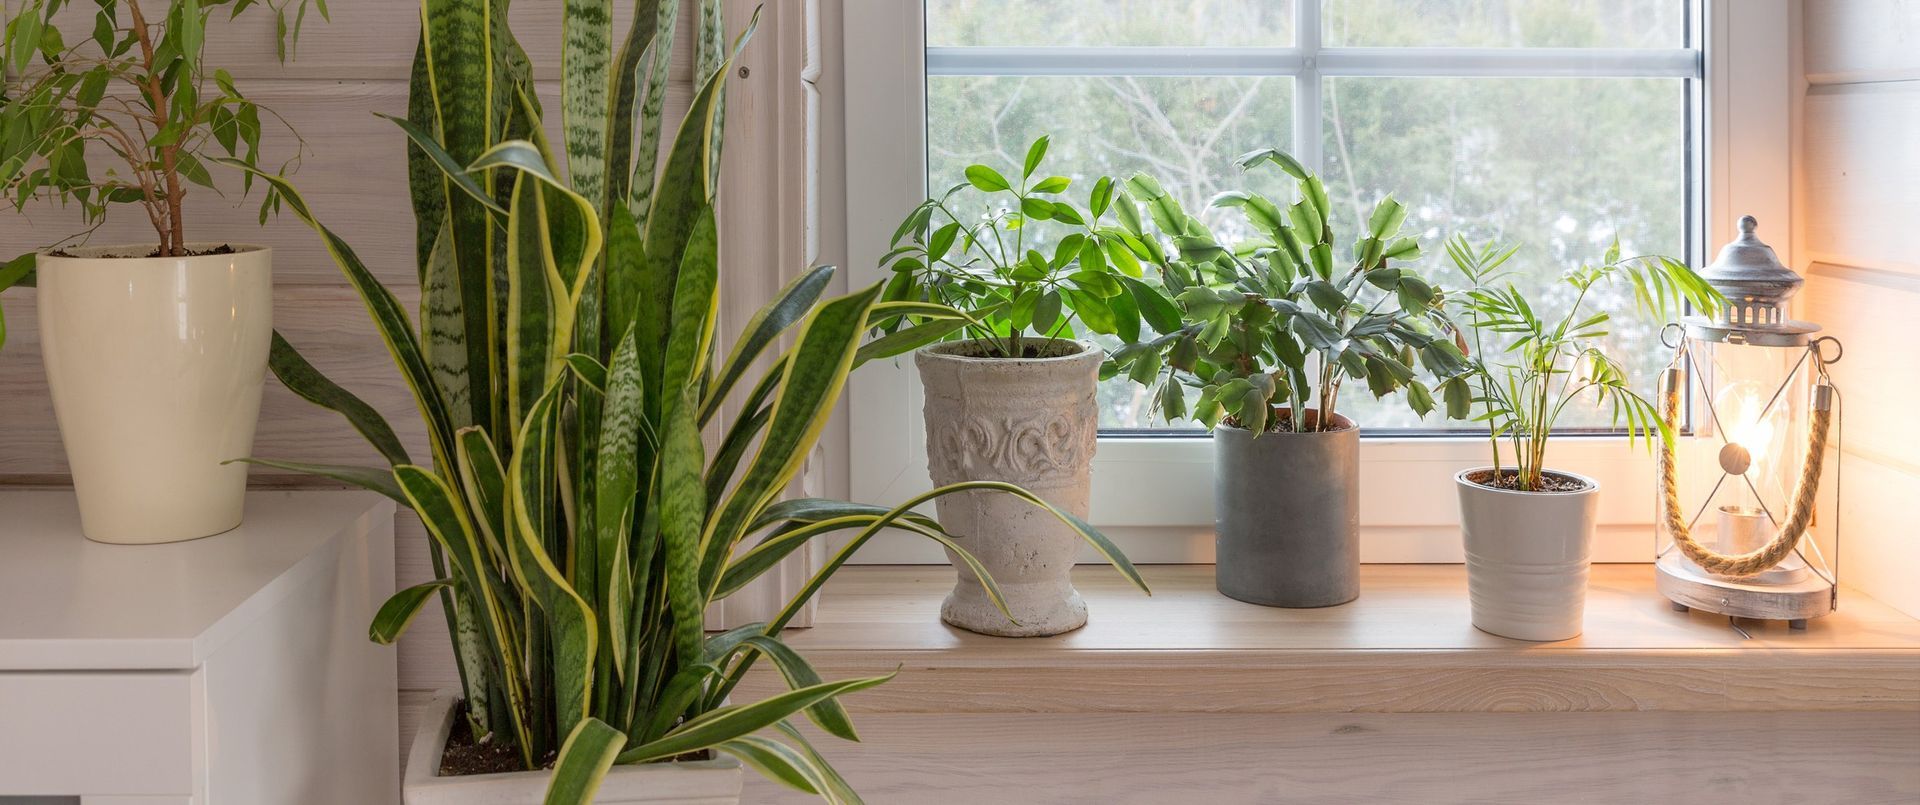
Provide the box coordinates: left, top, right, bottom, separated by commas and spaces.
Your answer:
241, 2, 1143, 802
1107, 148, 1472, 434
1446, 235, 1723, 491
0, 0, 316, 345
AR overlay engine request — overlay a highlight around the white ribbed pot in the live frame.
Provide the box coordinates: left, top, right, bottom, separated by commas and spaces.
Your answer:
36, 244, 272, 544
405, 691, 743, 805
1456, 467, 1600, 641
915, 338, 1101, 637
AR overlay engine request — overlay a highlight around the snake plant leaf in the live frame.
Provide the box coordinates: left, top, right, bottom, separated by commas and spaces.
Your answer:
455, 427, 514, 571
659, 388, 708, 671
603, 0, 659, 213
601, 203, 647, 360
728, 635, 859, 742
543, 717, 626, 805
394, 463, 533, 759
638, 50, 732, 404
405, 37, 446, 281
701, 283, 884, 599
712, 735, 822, 796
594, 325, 644, 681
626, 0, 680, 226
378, 112, 501, 217
704, 366, 779, 507
664, 208, 720, 399
370, 579, 453, 644
217, 162, 457, 469
747, 498, 944, 536
506, 381, 597, 742
702, 264, 836, 425
717, 513, 1012, 624
636, 661, 722, 743
504, 175, 562, 430
418, 221, 476, 432
774, 721, 864, 805
230, 459, 408, 504
560, 0, 614, 210
615, 672, 896, 765
266, 331, 411, 466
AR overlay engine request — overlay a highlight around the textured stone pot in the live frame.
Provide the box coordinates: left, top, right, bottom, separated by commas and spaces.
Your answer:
1213, 411, 1360, 608
1456, 467, 1600, 642
916, 338, 1100, 637
405, 691, 742, 804
36, 244, 272, 543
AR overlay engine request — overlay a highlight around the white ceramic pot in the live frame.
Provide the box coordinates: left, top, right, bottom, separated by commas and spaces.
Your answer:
1455, 467, 1600, 642
36, 244, 272, 544
915, 338, 1101, 637
405, 691, 743, 805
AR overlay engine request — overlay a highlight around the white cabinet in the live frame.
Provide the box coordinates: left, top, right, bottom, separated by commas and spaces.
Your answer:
0, 491, 398, 804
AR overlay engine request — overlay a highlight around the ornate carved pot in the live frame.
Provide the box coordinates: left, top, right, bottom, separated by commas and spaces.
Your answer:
915, 338, 1101, 637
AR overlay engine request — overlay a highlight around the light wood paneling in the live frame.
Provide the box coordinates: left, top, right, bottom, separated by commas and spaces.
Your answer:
1801, 81, 1920, 275
739, 712, 1920, 804
1798, 0, 1920, 623
1804, 0, 1920, 84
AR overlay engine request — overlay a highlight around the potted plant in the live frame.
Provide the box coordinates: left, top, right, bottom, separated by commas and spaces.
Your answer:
875, 136, 1156, 636
1107, 149, 1471, 607
1, 0, 315, 542
247, 6, 1145, 802
1446, 236, 1721, 641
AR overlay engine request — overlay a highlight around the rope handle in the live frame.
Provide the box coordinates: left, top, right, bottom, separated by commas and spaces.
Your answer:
1657, 366, 1833, 578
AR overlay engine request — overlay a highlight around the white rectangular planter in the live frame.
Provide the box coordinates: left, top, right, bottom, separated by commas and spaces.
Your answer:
406, 691, 743, 805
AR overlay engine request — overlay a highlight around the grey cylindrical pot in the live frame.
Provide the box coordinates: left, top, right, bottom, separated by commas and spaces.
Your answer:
916, 338, 1102, 637
1213, 411, 1360, 608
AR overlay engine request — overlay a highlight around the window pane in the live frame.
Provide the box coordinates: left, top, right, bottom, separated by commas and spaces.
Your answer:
927, 0, 1294, 47
1324, 0, 1685, 48
926, 75, 1294, 429
1320, 76, 1688, 430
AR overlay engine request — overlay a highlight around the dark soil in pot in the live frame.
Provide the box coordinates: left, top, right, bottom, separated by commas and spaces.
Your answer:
46, 243, 238, 259
1464, 469, 1593, 493
437, 700, 716, 777
933, 339, 1086, 359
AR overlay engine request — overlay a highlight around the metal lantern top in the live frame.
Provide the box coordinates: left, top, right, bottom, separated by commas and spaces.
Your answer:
1686, 215, 1821, 346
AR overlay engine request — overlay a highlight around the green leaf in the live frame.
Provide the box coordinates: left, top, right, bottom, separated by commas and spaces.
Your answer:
505, 383, 597, 742
543, 718, 626, 805
660, 388, 708, 671
1021, 135, 1050, 179
617, 673, 897, 764
1030, 175, 1070, 194
230, 459, 408, 503
370, 580, 452, 644
965, 164, 1011, 192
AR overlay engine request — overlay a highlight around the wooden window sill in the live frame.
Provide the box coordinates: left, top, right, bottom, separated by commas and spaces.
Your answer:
744, 565, 1920, 715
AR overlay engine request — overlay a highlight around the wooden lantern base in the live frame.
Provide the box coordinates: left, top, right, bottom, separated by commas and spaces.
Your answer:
1656, 552, 1836, 628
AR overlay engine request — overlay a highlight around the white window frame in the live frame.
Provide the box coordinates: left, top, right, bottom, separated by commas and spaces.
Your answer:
838, 0, 1792, 564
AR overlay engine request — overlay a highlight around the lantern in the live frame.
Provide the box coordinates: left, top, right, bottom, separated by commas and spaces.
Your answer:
1655, 216, 1843, 628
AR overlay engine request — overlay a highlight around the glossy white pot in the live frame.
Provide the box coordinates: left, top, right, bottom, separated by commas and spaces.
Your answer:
36, 244, 272, 544
405, 691, 743, 805
1455, 467, 1600, 642
916, 338, 1101, 637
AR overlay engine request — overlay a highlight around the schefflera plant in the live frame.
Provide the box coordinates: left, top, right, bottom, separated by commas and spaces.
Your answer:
874, 135, 1167, 356
1107, 148, 1473, 434
234, 4, 1138, 804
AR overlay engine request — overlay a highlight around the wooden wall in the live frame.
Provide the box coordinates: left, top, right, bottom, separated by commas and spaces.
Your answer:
0, 0, 809, 698
1796, 0, 1920, 618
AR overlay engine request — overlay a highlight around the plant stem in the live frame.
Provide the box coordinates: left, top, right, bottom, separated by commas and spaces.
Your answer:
126, 0, 185, 256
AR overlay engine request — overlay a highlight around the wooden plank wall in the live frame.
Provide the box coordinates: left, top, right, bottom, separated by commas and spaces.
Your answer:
1796, 0, 1920, 619
0, 0, 731, 695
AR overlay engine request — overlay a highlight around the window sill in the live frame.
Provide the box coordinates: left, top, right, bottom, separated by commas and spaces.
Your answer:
747, 564, 1920, 715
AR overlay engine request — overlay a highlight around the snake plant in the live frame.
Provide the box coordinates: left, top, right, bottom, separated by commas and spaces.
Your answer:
235, 2, 1143, 802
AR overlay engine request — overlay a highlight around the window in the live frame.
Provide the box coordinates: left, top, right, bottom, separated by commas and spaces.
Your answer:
924, 0, 1700, 431
841, 0, 1786, 563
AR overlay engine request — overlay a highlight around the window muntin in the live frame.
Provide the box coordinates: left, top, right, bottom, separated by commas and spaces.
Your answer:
923, 1, 1701, 432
